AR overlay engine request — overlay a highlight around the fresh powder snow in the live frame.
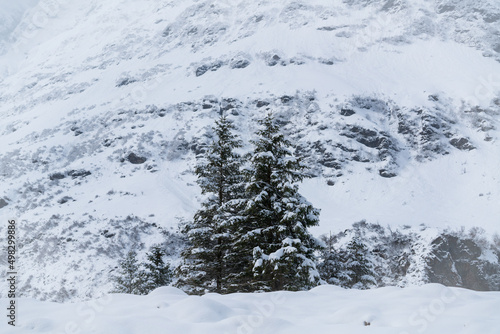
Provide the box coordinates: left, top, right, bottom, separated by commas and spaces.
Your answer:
1, 284, 499, 333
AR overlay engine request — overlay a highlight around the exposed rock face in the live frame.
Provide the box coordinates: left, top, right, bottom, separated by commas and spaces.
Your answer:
49, 172, 66, 180
67, 170, 92, 179
58, 196, 75, 204
427, 234, 500, 291
127, 153, 147, 164
449, 137, 475, 151
340, 108, 355, 116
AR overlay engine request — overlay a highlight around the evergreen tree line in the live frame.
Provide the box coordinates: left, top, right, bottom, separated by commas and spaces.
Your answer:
318, 236, 376, 289
111, 236, 377, 294
112, 113, 376, 294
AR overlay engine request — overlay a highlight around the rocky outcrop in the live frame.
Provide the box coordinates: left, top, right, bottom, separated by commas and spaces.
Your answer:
127, 153, 147, 164
427, 234, 500, 291
320, 223, 500, 291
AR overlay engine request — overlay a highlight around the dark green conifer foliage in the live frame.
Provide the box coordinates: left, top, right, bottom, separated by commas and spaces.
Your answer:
238, 113, 321, 291
112, 250, 147, 295
317, 234, 344, 286
177, 114, 245, 294
343, 238, 377, 289
144, 245, 173, 292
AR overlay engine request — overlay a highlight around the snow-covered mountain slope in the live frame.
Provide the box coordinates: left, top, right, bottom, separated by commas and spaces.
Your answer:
2, 285, 500, 334
0, 0, 499, 300
0, 0, 39, 71
0, 0, 39, 41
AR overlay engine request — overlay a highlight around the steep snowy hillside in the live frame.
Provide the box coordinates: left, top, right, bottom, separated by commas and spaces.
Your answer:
0, 0, 39, 69
0, 0, 39, 41
0, 0, 499, 300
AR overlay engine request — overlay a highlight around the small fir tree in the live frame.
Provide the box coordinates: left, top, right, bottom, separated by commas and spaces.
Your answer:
112, 250, 147, 295
317, 234, 345, 286
342, 238, 377, 289
177, 114, 245, 294
237, 113, 322, 291
144, 245, 173, 292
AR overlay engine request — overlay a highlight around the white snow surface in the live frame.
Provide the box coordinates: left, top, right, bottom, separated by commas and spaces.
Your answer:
2, 284, 500, 333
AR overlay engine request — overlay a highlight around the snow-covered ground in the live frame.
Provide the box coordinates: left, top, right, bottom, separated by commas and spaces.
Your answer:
1, 284, 499, 333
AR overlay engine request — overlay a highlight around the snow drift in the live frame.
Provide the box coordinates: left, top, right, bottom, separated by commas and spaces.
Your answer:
2, 284, 499, 334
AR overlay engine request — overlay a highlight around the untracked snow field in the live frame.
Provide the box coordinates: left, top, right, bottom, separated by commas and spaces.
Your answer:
1, 284, 499, 333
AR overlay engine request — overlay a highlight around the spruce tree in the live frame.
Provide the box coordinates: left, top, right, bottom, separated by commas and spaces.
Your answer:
144, 245, 172, 292
112, 250, 147, 295
238, 113, 321, 291
177, 114, 245, 294
342, 238, 377, 289
317, 234, 344, 286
